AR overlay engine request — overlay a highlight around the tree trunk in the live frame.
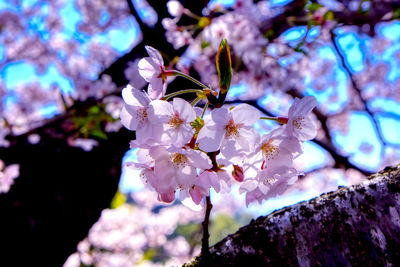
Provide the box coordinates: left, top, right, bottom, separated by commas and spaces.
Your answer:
187, 164, 400, 266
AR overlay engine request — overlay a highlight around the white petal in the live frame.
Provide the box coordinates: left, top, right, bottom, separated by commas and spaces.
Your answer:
220, 139, 246, 164
237, 127, 258, 151
122, 85, 149, 107
148, 76, 164, 99
297, 96, 316, 116
181, 194, 203, 211
173, 98, 196, 122
145, 46, 164, 66
120, 106, 138, 130
149, 100, 174, 123
208, 171, 221, 193
197, 125, 224, 152
187, 150, 212, 170
169, 124, 194, 147
136, 122, 159, 144
138, 57, 159, 81
289, 96, 316, 117
296, 117, 317, 141
259, 182, 270, 194
210, 107, 229, 125
231, 104, 260, 125
239, 180, 258, 193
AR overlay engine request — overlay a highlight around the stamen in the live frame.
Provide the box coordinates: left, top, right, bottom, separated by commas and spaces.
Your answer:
262, 176, 278, 186
293, 116, 305, 130
225, 119, 239, 138
136, 107, 147, 122
260, 139, 278, 160
168, 113, 183, 128
169, 153, 187, 168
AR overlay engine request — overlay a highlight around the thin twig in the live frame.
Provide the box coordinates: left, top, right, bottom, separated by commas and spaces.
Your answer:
201, 195, 213, 257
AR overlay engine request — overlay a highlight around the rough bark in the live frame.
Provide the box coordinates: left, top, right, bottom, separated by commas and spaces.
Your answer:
187, 164, 400, 267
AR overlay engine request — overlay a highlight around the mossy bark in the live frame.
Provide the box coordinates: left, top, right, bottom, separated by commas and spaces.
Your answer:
186, 164, 400, 266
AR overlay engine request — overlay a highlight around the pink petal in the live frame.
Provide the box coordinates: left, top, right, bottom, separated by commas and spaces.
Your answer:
189, 186, 204, 205
158, 191, 176, 203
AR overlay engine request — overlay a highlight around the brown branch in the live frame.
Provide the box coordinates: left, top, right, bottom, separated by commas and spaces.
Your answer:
260, 1, 400, 41
330, 31, 388, 149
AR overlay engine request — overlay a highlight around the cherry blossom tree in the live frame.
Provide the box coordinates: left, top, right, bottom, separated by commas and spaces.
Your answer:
0, 0, 400, 266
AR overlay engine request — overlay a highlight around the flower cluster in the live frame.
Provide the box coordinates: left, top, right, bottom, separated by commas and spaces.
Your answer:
121, 45, 317, 207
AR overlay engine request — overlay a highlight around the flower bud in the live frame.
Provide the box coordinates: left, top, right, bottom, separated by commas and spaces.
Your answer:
216, 39, 232, 95
232, 165, 244, 182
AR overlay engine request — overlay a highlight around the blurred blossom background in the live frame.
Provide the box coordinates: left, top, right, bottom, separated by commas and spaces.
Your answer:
0, 0, 400, 266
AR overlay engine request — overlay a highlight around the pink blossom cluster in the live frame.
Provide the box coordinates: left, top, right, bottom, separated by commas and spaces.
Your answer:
63, 189, 204, 267
0, 0, 129, 136
163, 0, 311, 99
120, 46, 317, 207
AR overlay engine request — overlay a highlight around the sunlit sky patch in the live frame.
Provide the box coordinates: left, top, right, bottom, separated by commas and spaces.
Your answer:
333, 112, 382, 171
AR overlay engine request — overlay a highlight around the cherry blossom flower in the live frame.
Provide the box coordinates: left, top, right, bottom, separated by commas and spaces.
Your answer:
197, 103, 260, 154
119, 84, 162, 144
240, 166, 299, 206
138, 46, 171, 99
283, 96, 317, 141
148, 98, 196, 147
147, 145, 212, 203
248, 127, 302, 172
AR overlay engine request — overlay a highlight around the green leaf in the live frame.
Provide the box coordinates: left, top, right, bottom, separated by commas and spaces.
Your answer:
307, 3, 323, 12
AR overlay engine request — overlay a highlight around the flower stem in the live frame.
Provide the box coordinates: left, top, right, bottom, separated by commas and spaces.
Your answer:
183, 8, 202, 20
201, 195, 213, 257
191, 97, 201, 106
163, 89, 203, 100
260, 116, 288, 124
172, 70, 209, 89
201, 102, 208, 118
260, 116, 277, 121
